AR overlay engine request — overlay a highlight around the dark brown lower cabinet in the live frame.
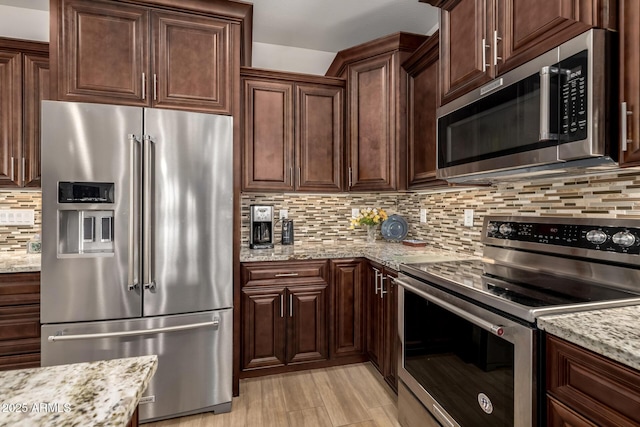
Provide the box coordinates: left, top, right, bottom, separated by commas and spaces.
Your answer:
329, 259, 365, 359
240, 261, 329, 375
0, 272, 40, 371
546, 334, 640, 427
366, 261, 398, 392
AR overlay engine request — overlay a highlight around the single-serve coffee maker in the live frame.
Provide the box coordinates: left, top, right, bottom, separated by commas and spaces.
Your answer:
250, 205, 274, 249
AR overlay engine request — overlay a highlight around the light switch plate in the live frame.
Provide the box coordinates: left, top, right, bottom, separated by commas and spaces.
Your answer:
0, 209, 35, 226
351, 208, 360, 218
464, 209, 474, 227
419, 209, 427, 223
279, 209, 288, 219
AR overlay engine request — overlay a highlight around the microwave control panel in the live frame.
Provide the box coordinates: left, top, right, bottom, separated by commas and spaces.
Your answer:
559, 50, 588, 142
486, 220, 640, 255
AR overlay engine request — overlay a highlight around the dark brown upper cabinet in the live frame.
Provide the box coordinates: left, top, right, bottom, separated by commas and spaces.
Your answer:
402, 33, 447, 189
241, 68, 344, 192
619, 0, 640, 166
438, 0, 616, 105
50, 0, 252, 114
0, 38, 48, 188
326, 32, 427, 192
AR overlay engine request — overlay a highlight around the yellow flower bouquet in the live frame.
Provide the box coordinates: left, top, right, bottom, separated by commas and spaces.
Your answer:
350, 208, 388, 243
349, 207, 388, 228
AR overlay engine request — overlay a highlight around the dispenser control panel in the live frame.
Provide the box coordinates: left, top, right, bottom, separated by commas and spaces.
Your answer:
59, 182, 114, 203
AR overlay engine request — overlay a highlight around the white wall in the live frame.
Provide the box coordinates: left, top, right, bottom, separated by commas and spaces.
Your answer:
0, 5, 48, 41
252, 42, 336, 75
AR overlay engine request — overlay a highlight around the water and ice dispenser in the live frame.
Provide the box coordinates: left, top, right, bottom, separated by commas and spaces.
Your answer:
57, 182, 115, 254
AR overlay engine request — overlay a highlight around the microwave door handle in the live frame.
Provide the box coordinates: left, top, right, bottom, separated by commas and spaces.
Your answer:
539, 66, 553, 141
395, 278, 504, 337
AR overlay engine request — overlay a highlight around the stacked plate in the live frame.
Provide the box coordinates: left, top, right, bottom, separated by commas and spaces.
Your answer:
380, 214, 408, 242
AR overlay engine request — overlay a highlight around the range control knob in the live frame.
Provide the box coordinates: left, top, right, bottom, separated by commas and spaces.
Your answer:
586, 229, 608, 245
498, 223, 513, 236
487, 223, 499, 235
612, 231, 636, 248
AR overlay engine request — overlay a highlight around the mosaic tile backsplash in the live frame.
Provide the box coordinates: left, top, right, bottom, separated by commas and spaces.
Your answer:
2, 169, 640, 255
0, 190, 42, 252
242, 169, 640, 257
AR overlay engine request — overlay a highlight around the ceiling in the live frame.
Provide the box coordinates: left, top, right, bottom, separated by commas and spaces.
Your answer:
0, 0, 439, 53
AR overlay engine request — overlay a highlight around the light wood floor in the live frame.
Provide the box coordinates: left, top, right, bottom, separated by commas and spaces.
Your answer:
145, 363, 400, 427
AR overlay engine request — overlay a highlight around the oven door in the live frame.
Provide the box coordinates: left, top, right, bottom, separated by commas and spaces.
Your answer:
396, 273, 537, 427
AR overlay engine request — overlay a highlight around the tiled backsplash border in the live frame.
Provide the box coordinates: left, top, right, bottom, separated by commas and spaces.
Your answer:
2, 169, 640, 255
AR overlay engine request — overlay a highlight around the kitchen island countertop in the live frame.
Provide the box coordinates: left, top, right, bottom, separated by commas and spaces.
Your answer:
0, 355, 157, 427
538, 306, 640, 371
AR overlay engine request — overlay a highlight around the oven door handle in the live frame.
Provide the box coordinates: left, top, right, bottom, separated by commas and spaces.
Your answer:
395, 278, 505, 337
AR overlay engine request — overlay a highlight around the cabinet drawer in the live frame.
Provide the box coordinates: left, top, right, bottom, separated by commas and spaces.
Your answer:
241, 260, 328, 286
0, 304, 41, 357
546, 335, 640, 426
0, 272, 40, 306
0, 353, 40, 371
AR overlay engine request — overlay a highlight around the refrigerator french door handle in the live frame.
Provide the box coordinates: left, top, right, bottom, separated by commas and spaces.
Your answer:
128, 134, 142, 291
143, 134, 156, 292
47, 319, 220, 342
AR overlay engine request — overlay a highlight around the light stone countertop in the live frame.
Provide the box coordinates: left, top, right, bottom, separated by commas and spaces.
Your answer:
0, 253, 41, 273
240, 241, 476, 271
538, 306, 640, 371
0, 355, 157, 427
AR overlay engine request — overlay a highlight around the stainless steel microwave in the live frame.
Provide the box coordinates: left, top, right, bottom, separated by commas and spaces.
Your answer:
436, 29, 616, 184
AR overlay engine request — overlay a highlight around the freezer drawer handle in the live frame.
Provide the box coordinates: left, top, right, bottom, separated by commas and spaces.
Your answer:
47, 319, 219, 342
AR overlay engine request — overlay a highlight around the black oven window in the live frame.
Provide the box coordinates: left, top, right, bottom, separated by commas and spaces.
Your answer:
404, 290, 514, 426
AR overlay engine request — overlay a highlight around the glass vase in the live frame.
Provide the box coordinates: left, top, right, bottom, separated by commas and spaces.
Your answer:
366, 225, 377, 243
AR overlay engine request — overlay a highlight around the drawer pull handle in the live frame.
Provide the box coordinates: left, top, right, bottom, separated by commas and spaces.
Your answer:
275, 273, 299, 277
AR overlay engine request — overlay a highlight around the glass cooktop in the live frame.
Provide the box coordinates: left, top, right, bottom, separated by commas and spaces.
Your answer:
400, 259, 640, 323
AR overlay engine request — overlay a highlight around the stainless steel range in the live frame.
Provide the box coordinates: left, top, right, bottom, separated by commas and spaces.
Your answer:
396, 216, 640, 427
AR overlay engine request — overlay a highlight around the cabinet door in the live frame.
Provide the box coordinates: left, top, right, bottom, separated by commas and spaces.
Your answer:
348, 53, 397, 191
405, 36, 444, 189
241, 287, 286, 370
296, 84, 343, 191
22, 53, 49, 188
366, 263, 385, 371
59, 0, 149, 105
242, 78, 294, 191
330, 259, 365, 359
383, 270, 398, 393
547, 396, 598, 427
0, 50, 21, 187
286, 284, 328, 364
496, 0, 596, 75
151, 11, 231, 114
440, 0, 492, 105
619, 0, 640, 165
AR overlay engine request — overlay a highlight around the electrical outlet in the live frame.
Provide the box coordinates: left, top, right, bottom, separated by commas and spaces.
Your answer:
279, 209, 288, 219
464, 209, 474, 227
0, 209, 35, 226
419, 209, 427, 223
351, 208, 360, 218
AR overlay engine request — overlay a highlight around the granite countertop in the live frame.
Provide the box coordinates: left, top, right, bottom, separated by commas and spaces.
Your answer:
538, 306, 640, 371
0, 253, 41, 273
0, 355, 157, 427
240, 241, 475, 271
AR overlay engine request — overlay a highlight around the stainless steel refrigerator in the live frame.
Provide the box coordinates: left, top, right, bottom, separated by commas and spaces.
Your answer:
40, 101, 233, 422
